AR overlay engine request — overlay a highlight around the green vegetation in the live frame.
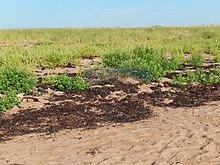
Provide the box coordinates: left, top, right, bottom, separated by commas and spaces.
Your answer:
187, 53, 205, 67
43, 74, 89, 90
0, 67, 37, 94
0, 67, 37, 111
0, 26, 220, 69
0, 26, 219, 111
103, 46, 184, 80
0, 91, 20, 112
171, 66, 220, 86
210, 54, 220, 63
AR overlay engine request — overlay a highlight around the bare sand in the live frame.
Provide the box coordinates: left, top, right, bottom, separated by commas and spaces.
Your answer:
0, 101, 220, 165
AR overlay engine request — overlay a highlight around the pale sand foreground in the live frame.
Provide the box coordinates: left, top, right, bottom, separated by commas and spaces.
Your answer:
0, 101, 220, 165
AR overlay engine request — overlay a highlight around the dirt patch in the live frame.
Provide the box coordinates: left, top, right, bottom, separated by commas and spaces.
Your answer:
138, 83, 220, 107
1, 101, 220, 165
0, 64, 220, 164
1, 80, 220, 141
0, 62, 220, 142
0, 87, 151, 141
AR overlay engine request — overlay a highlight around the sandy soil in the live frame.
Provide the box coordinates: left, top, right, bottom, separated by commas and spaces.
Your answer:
0, 60, 219, 165
0, 101, 220, 165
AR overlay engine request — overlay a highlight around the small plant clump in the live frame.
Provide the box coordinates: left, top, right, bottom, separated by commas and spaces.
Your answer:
0, 67, 37, 94
0, 67, 37, 111
0, 91, 20, 112
171, 66, 220, 86
103, 46, 184, 81
187, 53, 205, 67
210, 54, 220, 63
43, 74, 89, 90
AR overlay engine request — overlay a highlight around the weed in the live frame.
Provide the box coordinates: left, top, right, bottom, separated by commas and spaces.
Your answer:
0, 26, 219, 70
171, 66, 220, 86
0, 91, 20, 112
187, 53, 205, 67
103, 46, 183, 81
0, 67, 37, 94
103, 51, 130, 68
43, 74, 89, 90
210, 54, 220, 63
42, 74, 57, 85
201, 31, 216, 39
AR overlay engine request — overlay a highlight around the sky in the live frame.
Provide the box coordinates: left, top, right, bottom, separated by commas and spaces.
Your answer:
0, 0, 219, 28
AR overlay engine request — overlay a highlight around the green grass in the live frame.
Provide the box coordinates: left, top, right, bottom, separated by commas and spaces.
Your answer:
0, 26, 220, 69
210, 53, 220, 63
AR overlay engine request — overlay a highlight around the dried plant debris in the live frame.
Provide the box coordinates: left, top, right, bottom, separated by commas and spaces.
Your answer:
0, 80, 220, 141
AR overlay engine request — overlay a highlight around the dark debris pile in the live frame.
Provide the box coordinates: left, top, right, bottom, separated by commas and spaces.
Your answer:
0, 80, 219, 141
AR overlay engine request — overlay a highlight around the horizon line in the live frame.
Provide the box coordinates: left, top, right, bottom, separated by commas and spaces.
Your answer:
0, 24, 219, 30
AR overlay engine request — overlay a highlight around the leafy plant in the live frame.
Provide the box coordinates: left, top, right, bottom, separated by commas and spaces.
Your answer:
0, 67, 37, 94
170, 51, 185, 69
42, 74, 57, 85
78, 45, 102, 57
201, 31, 216, 39
187, 53, 205, 67
210, 54, 220, 63
45, 52, 63, 68
103, 51, 131, 67
43, 74, 89, 90
0, 91, 20, 112
103, 46, 183, 81
171, 66, 220, 86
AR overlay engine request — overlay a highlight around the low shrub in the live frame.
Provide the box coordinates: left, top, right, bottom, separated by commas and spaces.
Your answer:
171, 66, 220, 86
187, 53, 205, 67
0, 67, 37, 94
210, 54, 220, 63
43, 74, 89, 90
0, 67, 37, 111
103, 46, 183, 80
103, 51, 131, 68
39, 46, 79, 68
78, 45, 102, 57
0, 91, 20, 112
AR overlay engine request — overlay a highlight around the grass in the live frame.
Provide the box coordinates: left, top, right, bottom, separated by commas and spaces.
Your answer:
0, 26, 220, 69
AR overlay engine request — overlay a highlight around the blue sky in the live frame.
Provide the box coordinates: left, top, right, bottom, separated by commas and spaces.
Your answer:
0, 0, 219, 28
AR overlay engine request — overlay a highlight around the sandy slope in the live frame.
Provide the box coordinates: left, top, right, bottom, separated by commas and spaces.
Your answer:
0, 101, 220, 165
